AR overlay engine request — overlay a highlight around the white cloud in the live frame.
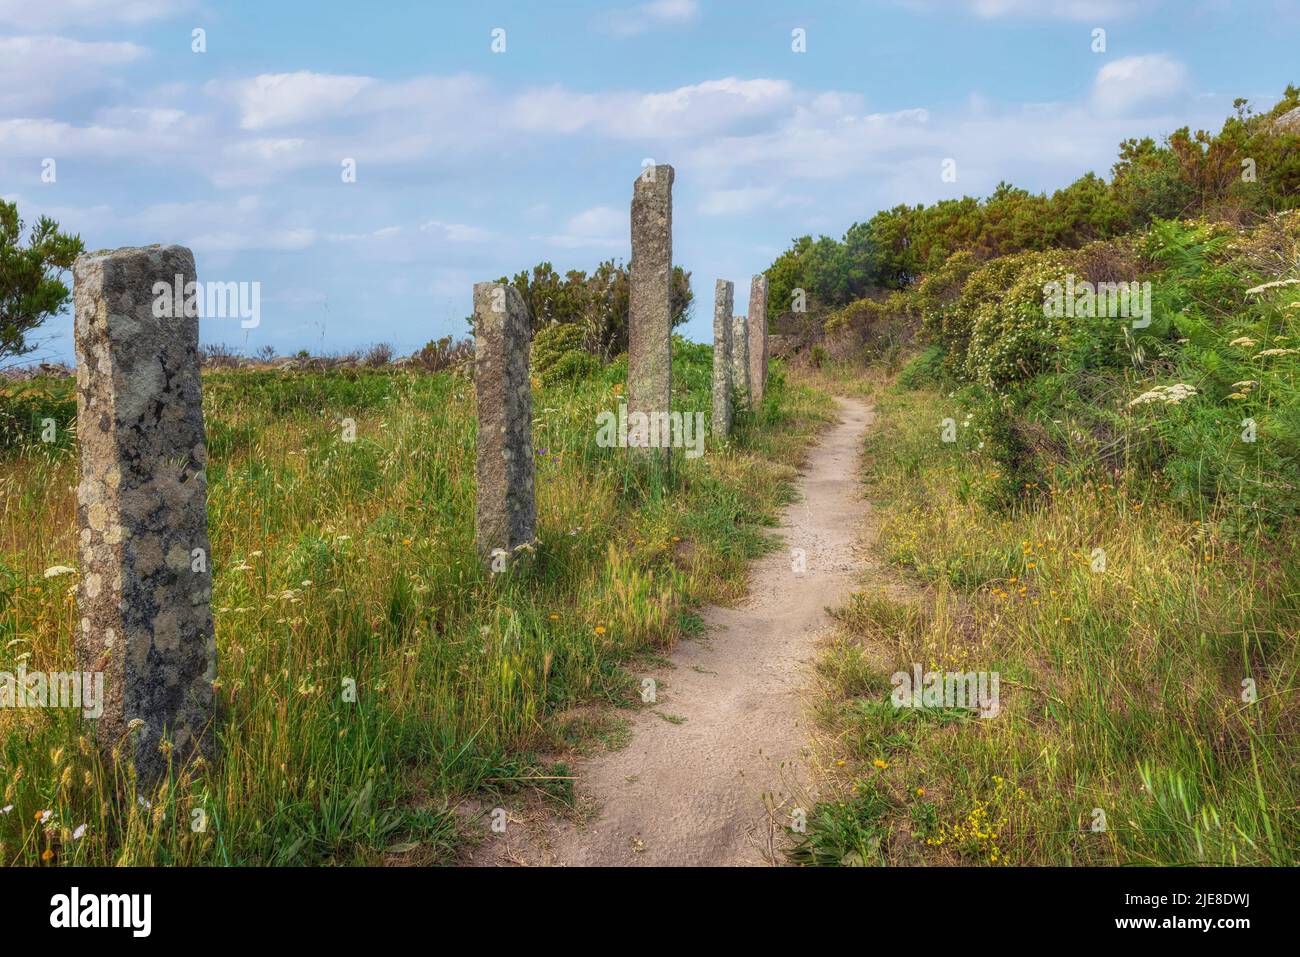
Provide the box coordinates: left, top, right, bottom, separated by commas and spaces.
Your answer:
188, 227, 316, 253
510, 77, 793, 139
215, 72, 377, 130
903, 0, 1155, 19
699, 186, 779, 216
595, 0, 700, 36
325, 226, 403, 242
419, 220, 493, 243
971, 0, 1145, 18
540, 205, 627, 249
1093, 54, 1190, 115
0, 0, 186, 30
0, 36, 145, 113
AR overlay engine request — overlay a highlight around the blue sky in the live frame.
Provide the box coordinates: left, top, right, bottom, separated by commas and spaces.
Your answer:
4, 0, 1298, 363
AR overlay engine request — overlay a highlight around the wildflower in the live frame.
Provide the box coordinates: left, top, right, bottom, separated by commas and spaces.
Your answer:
0, 806, 11, 815
548, 614, 559, 621
43, 566, 76, 579
1245, 277, 1300, 295
37, 810, 52, 824
916, 788, 925, 797
1256, 348, 1299, 358
41, 849, 54, 862
1128, 383, 1198, 408
594, 626, 606, 635
1229, 336, 1258, 347
834, 759, 846, 767
72, 824, 87, 840
873, 759, 889, 769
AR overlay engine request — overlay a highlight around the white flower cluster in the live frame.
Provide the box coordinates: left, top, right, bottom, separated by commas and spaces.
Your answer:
1128, 383, 1199, 408
1245, 278, 1300, 295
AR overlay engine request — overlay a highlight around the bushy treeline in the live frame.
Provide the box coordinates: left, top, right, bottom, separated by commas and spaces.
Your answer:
766, 88, 1300, 324
783, 88, 1300, 529
496, 259, 693, 360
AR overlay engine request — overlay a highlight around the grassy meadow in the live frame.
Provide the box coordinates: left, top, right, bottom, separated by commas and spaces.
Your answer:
0, 341, 833, 865
794, 374, 1298, 867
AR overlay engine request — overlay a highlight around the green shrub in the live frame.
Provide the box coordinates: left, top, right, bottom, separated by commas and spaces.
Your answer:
964, 250, 1075, 390
897, 345, 947, 391
0, 379, 76, 453
532, 322, 598, 385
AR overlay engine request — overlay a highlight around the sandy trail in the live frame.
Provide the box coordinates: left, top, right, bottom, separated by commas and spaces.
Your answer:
478, 397, 875, 866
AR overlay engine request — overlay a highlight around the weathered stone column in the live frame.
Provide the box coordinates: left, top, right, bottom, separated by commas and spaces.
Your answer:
747, 275, 770, 404
711, 280, 733, 439
474, 282, 537, 566
73, 245, 217, 784
628, 164, 674, 457
731, 313, 751, 410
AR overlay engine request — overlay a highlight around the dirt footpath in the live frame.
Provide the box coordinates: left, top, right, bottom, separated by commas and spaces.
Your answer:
474, 397, 875, 866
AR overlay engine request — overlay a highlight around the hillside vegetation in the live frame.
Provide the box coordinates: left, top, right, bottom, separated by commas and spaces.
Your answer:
788, 93, 1300, 866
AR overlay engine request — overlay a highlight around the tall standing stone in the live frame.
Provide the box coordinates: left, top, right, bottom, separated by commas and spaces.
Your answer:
73, 245, 217, 784
711, 280, 734, 439
731, 313, 751, 410
747, 275, 770, 404
628, 164, 674, 457
474, 282, 537, 565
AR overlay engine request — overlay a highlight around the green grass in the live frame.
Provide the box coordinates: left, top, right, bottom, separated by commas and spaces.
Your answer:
796, 379, 1299, 867
0, 344, 833, 865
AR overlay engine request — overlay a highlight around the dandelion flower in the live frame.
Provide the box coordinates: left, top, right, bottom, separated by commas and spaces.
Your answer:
594, 625, 606, 635
873, 759, 889, 769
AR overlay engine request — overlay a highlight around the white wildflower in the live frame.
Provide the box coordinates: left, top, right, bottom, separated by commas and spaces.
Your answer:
1128, 384, 1199, 408
1245, 278, 1300, 295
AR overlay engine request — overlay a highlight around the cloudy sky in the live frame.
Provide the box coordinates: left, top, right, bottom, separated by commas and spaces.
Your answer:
4, 0, 1297, 362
